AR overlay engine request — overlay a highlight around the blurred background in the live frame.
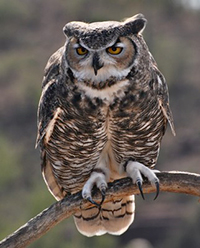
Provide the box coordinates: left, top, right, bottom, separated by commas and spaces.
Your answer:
0, 0, 200, 247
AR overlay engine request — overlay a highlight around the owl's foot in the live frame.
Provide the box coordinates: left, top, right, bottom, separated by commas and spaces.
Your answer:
126, 161, 159, 200
82, 170, 107, 207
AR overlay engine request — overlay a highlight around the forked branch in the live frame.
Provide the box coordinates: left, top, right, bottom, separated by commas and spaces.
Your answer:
0, 171, 200, 248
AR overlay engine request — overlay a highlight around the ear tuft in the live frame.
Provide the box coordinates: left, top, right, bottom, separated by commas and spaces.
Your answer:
63, 23, 74, 38
124, 14, 147, 34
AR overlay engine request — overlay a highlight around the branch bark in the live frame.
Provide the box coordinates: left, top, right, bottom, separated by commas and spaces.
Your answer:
1, 171, 200, 248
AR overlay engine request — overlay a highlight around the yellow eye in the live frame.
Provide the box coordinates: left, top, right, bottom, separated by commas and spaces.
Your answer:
76, 46, 88, 56
107, 46, 123, 55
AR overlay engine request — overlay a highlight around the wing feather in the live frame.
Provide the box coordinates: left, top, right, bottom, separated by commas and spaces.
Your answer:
41, 151, 65, 200
36, 47, 65, 147
36, 47, 68, 199
154, 68, 176, 136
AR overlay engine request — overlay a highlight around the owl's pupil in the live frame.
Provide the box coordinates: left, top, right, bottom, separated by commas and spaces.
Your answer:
112, 46, 117, 51
76, 46, 88, 55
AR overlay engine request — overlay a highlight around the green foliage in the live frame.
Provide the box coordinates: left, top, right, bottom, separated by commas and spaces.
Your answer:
0, 134, 21, 187
0, 134, 23, 238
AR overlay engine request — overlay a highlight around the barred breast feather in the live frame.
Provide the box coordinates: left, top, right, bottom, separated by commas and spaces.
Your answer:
36, 52, 174, 236
36, 14, 175, 237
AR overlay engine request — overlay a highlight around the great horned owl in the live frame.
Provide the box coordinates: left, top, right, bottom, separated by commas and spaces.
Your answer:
36, 14, 175, 237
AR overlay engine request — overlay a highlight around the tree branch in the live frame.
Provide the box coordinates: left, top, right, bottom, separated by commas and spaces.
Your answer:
1, 171, 200, 248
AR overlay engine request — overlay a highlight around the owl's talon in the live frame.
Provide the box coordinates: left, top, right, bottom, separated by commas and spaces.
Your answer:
99, 188, 106, 205
136, 180, 145, 200
126, 161, 160, 200
101, 188, 106, 196
82, 170, 108, 207
87, 196, 100, 207
154, 180, 160, 200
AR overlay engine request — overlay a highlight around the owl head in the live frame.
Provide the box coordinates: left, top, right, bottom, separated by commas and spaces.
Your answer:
63, 14, 147, 83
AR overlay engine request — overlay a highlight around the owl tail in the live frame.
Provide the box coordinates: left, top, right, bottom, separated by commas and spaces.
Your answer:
73, 195, 135, 237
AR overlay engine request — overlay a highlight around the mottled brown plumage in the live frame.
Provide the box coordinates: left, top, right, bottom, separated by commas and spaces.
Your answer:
36, 14, 175, 236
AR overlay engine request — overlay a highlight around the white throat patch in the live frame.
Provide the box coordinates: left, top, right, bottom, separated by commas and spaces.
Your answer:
78, 79, 129, 103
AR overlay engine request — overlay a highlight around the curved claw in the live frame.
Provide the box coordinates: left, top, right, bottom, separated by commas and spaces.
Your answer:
87, 196, 100, 208
136, 180, 145, 200
99, 188, 106, 206
154, 181, 160, 200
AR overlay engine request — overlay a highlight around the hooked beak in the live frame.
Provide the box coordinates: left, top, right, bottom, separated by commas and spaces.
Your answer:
92, 52, 104, 76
